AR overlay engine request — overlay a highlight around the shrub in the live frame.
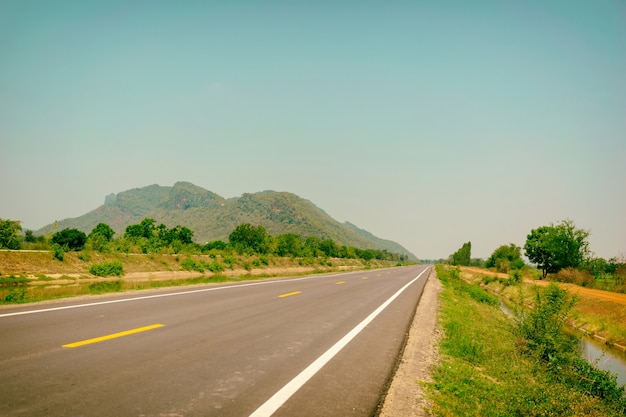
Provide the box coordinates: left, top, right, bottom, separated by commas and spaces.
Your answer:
516, 282, 578, 362
553, 267, 594, 287
181, 258, 204, 273
89, 261, 124, 277
222, 256, 235, 269
52, 244, 65, 261
206, 260, 224, 273
509, 269, 522, 284
51, 228, 87, 251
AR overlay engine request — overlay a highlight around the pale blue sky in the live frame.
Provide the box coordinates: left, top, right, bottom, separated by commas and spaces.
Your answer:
1, 0, 625, 260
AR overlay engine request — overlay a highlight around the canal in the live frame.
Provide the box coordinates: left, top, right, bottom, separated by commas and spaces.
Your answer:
499, 303, 626, 388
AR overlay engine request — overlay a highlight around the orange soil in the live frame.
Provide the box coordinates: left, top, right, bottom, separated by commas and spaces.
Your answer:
525, 279, 626, 306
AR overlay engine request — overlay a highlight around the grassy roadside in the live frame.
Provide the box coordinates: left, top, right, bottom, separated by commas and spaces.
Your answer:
426, 265, 625, 417
0, 251, 404, 304
458, 267, 626, 349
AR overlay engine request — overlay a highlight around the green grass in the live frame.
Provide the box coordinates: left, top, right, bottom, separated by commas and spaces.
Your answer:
427, 265, 625, 417
0, 276, 29, 287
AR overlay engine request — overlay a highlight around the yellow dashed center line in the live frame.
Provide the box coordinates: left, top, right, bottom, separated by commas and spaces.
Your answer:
63, 324, 165, 348
362, 277, 368, 280
335, 281, 346, 285
278, 291, 302, 298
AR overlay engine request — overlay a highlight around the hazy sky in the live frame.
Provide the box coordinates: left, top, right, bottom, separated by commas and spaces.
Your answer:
2, 0, 625, 260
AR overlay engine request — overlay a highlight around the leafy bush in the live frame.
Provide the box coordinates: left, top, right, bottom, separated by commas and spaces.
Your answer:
89, 261, 124, 277
51, 228, 87, 251
553, 267, 594, 287
181, 258, 204, 273
52, 244, 65, 261
222, 256, 235, 269
515, 283, 626, 407
0, 218, 22, 249
205, 260, 224, 273
517, 283, 577, 361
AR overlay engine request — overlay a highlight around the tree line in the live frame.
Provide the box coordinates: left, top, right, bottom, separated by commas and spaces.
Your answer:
447, 219, 625, 292
0, 218, 408, 263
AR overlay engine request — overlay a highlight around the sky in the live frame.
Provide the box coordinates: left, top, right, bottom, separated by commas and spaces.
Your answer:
1, 0, 625, 260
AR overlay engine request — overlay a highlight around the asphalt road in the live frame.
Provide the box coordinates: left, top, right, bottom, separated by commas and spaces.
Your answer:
0, 265, 430, 417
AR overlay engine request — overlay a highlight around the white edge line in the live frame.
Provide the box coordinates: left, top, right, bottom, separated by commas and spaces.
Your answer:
0, 268, 401, 318
248, 266, 431, 417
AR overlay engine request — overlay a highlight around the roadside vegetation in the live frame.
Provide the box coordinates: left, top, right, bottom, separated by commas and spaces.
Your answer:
428, 265, 626, 416
442, 219, 626, 293
0, 217, 411, 304
440, 219, 626, 349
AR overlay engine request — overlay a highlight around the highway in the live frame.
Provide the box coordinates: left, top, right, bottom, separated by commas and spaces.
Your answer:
0, 265, 430, 416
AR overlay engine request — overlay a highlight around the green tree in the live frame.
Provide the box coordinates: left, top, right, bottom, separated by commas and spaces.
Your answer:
301, 236, 322, 257
356, 248, 375, 261
87, 223, 115, 252
167, 225, 194, 245
450, 241, 471, 266
24, 229, 36, 243
0, 218, 22, 250
340, 245, 357, 259
485, 243, 525, 272
51, 228, 87, 251
89, 223, 115, 241
125, 218, 156, 240
202, 240, 228, 251
524, 220, 590, 278
229, 223, 269, 254
276, 233, 302, 257
318, 238, 339, 257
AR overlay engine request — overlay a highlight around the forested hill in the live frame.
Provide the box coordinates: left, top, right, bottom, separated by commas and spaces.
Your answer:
36, 182, 416, 259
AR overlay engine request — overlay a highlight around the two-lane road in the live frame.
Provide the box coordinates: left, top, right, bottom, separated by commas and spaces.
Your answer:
0, 265, 430, 416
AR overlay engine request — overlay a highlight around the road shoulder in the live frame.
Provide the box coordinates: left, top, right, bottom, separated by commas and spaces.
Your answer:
379, 268, 442, 417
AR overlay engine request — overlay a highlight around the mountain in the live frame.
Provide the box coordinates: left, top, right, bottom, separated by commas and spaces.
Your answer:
36, 181, 416, 259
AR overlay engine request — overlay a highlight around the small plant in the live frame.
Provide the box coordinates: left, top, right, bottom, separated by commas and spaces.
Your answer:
206, 260, 224, 273
89, 261, 124, 277
181, 258, 204, 273
52, 244, 65, 261
509, 269, 522, 284
223, 256, 235, 269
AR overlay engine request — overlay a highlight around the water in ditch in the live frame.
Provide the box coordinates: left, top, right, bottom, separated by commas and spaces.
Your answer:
499, 303, 626, 388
